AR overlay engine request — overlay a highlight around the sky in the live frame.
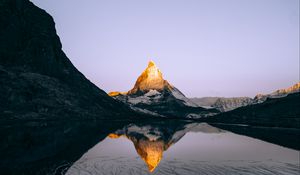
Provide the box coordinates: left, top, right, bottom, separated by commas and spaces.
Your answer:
30, 0, 299, 97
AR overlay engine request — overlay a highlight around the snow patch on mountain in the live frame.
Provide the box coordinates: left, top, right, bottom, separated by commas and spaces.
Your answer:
171, 87, 199, 107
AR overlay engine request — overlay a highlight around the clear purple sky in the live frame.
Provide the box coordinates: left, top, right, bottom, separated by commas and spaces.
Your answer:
30, 0, 299, 97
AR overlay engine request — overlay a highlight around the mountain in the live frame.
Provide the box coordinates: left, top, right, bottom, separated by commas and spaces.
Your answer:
0, 0, 141, 121
254, 82, 300, 103
191, 97, 254, 112
127, 60, 173, 95
204, 92, 300, 129
0, 1, 147, 174
191, 82, 300, 112
212, 97, 254, 112
109, 61, 218, 118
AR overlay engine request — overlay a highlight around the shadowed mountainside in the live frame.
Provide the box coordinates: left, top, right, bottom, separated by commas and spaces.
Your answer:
204, 93, 300, 129
191, 82, 300, 112
0, 0, 151, 174
0, 0, 141, 121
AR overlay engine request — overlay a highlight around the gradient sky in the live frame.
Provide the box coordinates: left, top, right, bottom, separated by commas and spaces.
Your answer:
30, 0, 299, 97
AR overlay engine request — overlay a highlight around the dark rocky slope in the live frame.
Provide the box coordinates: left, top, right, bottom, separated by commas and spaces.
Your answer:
204, 93, 300, 129
0, 0, 139, 121
0, 0, 149, 174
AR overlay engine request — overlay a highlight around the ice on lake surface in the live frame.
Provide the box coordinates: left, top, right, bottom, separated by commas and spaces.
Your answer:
66, 122, 299, 175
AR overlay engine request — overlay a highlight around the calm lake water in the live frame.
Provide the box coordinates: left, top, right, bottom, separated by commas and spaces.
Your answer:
66, 122, 299, 175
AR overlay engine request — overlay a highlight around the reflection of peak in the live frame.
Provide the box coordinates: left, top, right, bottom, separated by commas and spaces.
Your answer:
108, 122, 223, 172
133, 139, 164, 172
108, 133, 165, 172
107, 133, 121, 139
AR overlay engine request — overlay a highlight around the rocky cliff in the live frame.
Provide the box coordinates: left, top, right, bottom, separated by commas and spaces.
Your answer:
0, 1, 145, 174
0, 0, 139, 121
212, 97, 254, 112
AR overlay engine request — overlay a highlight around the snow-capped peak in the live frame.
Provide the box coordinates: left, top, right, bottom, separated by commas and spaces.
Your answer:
108, 60, 218, 118
127, 60, 172, 95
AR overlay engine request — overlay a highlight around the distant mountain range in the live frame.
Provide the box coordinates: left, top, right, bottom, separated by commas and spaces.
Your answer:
190, 82, 300, 112
205, 92, 300, 129
109, 61, 218, 118
253, 82, 300, 103
190, 97, 254, 112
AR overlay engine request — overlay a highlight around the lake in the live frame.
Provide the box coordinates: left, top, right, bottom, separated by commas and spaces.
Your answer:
66, 122, 299, 175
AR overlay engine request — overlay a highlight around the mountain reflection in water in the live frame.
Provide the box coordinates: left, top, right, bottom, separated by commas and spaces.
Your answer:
107, 123, 222, 172
67, 122, 299, 175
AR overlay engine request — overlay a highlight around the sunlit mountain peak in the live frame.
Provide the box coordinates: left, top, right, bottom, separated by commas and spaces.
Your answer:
147, 60, 156, 67
145, 60, 162, 80
127, 60, 173, 95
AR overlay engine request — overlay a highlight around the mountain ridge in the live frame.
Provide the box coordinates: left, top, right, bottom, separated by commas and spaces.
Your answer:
205, 92, 300, 129
190, 82, 300, 112
254, 82, 300, 103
